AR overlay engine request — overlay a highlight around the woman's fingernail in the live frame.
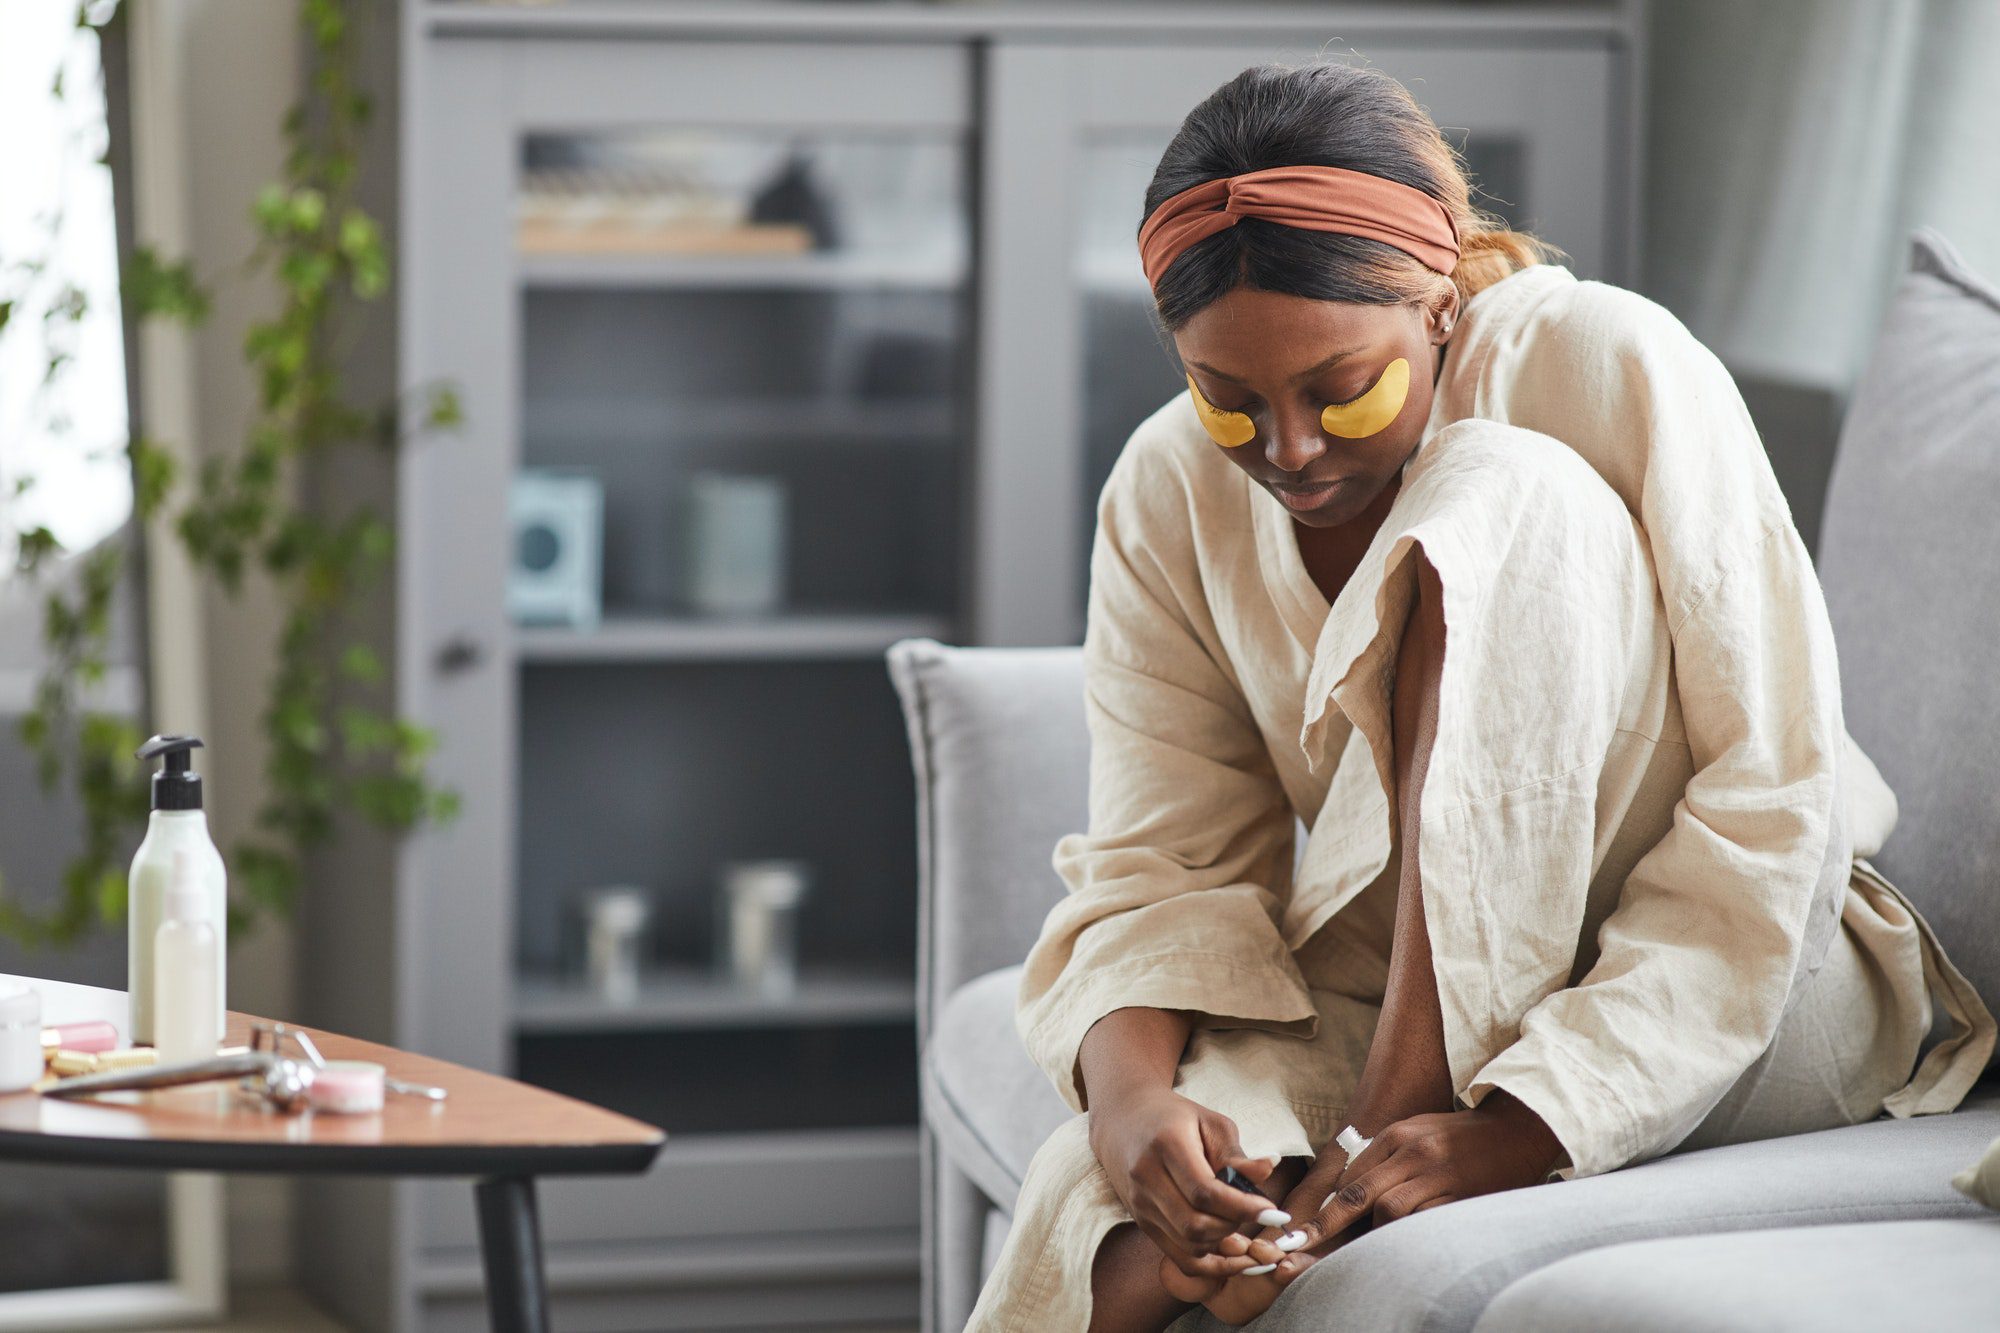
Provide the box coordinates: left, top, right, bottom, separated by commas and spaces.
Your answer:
1275, 1230, 1309, 1252
1256, 1208, 1291, 1227
1241, 1263, 1278, 1276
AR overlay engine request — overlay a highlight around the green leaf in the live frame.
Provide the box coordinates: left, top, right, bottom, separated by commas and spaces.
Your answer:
337, 209, 378, 257
280, 249, 335, 296
93, 868, 126, 924
351, 249, 388, 300
304, 0, 345, 48
128, 437, 179, 516
339, 643, 383, 683
424, 384, 463, 430
429, 788, 462, 825
339, 706, 394, 756
125, 247, 209, 325
288, 188, 327, 235
14, 526, 61, 573
254, 183, 290, 232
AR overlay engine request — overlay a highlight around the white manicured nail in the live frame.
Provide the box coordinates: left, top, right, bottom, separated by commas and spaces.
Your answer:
1275, 1230, 1309, 1252
1256, 1208, 1291, 1227
1241, 1263, 1278, 1276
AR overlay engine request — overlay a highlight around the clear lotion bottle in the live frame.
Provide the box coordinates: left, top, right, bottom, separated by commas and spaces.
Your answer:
129, 735, 227, 1046
154, 850, 220, 1063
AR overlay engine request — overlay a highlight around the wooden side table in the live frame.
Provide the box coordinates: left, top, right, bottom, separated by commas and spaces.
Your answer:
0, 975, 664, 1332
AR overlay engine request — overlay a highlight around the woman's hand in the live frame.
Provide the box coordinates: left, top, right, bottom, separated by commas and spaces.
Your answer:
1088, 1083, 1294, 1280
1274, 1091, 1568, 1262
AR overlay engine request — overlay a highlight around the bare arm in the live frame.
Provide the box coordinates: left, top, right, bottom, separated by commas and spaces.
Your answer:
1078, 1006, 1194, 1111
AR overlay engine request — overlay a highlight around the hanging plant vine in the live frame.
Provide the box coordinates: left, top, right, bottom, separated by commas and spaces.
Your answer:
3, 0, 459, 946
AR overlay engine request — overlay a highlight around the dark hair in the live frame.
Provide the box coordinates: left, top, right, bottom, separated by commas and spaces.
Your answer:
1143, 61, 1563, 330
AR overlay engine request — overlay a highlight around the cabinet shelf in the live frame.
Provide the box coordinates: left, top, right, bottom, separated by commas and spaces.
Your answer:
513, 965, 916, 1033
520, 250, 964, 292
521, 395, 956, 443
514, 612, 952, 663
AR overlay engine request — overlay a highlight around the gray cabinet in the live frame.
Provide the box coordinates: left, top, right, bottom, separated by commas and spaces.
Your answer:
300, 4, 1641, 1330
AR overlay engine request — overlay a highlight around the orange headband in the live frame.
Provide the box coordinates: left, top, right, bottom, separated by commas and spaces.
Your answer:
1138, 164, 1460, 289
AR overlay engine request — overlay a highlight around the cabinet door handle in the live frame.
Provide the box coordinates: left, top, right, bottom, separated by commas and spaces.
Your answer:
435, 635, 484, 675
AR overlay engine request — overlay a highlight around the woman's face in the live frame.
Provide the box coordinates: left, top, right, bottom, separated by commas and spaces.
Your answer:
1171, 286, 1457, 529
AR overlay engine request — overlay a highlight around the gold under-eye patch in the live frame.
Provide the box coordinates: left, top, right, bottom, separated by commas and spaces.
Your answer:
1186, 374, 1256, 447
1320, 358, 1410, 439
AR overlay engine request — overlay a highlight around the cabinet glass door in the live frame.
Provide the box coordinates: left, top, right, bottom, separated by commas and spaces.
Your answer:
517, 127, 968, 633
482, 39, 972, 1154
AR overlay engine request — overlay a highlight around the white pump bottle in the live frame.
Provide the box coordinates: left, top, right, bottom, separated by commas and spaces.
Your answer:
129, 735, 227, 1045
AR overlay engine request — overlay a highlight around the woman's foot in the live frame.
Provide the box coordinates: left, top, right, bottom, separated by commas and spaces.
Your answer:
1152, 1229, 1294, 1327
1151, 1153, 1322, 1326
1159, 1228, 1358, 1327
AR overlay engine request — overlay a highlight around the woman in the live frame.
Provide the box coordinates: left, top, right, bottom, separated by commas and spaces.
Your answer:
968, 62, 1995, 1333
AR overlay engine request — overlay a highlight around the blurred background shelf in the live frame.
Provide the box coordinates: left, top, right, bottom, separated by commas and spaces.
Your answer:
521, 396, 958, 443
512, 964, 917, 1033
514, 612, 953, 663
519, 250, 964, 291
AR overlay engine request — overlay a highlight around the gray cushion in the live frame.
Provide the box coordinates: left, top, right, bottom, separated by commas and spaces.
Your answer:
925, 964, 1073, 1211
1169, 1081, 2000, 1333
1818, 228, 2000, 1029
1474, 1217, 2000, 1332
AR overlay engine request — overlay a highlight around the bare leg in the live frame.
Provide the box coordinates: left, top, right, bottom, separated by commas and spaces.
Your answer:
1184, 551, 1456, 1326
1348, 548, 1456, 1125
1088, 1223, 1194, 1333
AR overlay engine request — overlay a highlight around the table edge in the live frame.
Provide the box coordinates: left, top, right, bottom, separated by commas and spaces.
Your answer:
0, 1127, 665, 1178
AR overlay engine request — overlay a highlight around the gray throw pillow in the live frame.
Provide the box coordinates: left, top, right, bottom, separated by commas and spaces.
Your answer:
1816, 228, 2000, 1040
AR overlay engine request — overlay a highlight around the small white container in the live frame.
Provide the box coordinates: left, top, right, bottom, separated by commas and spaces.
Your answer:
683, 473, 787, 616
717, 860, 810, 997
0, 987, 44, 1093
581, 886, 653, 1004
309, 1060, 386, 1114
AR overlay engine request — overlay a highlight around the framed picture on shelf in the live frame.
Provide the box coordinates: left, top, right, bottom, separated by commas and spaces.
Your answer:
508, 470, 604, 629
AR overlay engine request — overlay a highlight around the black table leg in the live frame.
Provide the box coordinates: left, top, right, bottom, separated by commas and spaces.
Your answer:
475, 1174, 549, 1333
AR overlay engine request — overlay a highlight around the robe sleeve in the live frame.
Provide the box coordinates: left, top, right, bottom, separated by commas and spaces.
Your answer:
1016, 433, 1316, 1114
1456, 282, 1851, 1178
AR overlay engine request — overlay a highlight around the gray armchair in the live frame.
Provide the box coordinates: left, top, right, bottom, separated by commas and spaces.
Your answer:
886, 231, 2000, 1333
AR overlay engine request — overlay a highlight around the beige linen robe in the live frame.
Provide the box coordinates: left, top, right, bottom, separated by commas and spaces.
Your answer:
972, 263, 1995, 1332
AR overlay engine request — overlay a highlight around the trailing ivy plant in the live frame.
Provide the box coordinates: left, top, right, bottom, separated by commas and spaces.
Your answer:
3, 0, 459, 947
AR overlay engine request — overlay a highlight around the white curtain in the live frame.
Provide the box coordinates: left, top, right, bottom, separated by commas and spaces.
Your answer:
1643, 0, 2000, 389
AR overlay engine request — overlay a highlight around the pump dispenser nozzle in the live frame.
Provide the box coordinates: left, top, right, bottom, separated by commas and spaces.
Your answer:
136, 735, 204, 812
